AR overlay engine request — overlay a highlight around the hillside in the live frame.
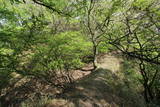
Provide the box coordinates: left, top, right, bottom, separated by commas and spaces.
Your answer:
1, 0, 160, 106
43, 54, 145, 107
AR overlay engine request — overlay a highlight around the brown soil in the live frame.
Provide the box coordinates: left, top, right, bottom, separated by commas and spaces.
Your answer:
44, 53, 145, 107
0, 53, 145, 107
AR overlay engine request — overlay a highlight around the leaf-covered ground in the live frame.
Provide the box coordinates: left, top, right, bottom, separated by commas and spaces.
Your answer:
0, 53, 145, 107
44, 53, 145, 107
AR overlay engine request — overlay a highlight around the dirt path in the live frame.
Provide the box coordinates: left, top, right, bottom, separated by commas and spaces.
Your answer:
97, 53, 122, 72
45, 53, 145, 107
72, 53, 122, 80
2, 53, 146, 107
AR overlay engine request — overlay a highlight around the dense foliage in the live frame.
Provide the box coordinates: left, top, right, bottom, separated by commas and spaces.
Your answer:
0, 0, 160, 106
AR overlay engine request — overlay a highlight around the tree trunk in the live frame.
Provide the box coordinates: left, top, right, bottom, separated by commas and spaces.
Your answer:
147, 85, 154, 100
143, 83, 149, 103
93, 44, 98, 70
143, 81, 154, 103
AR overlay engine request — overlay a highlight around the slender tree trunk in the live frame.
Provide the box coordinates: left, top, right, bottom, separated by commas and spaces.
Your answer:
139, 61, 151, 103
143, 84, 154, 103
142, 76, 154, 103
139, 61, 154, 102
147, 85, 154, 100
93, 43, 98, 69
144, 84, 149, 103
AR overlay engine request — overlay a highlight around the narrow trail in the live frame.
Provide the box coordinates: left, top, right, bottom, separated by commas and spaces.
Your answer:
2, 53, 145, 107
97, 53, 121, 72
72, 53, 122, 80
45, 53, 145, 107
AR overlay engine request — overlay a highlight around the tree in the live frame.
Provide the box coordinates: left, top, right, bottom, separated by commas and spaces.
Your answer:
0, 0, 92, 90
108, 0, 160, 102
80, 0, 121, 69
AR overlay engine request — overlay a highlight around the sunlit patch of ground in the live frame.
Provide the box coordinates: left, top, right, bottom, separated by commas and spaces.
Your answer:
44, 53, 145, 107
45, 68, 145, 107
97, 53, 122, 72
1, 53, 145, 107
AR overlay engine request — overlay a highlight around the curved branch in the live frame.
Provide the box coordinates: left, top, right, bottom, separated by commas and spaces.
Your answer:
32, 0, 70, 16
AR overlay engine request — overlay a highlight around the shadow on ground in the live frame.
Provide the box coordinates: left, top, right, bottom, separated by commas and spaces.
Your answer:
0, 54, 146, 107
45, 68, 145, 107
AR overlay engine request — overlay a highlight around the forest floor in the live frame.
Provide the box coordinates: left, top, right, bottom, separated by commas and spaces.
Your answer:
0, 52, 146, 107
44, 53, 145, 107
71, 52, 122, 80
